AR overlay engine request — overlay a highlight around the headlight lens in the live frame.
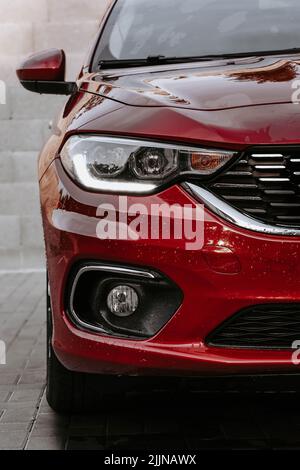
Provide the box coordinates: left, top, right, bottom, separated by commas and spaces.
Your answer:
60, 135, 236, 194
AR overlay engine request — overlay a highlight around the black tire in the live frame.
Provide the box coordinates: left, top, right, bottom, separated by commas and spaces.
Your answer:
46, 277, 88, 413
46, 275, 138, 413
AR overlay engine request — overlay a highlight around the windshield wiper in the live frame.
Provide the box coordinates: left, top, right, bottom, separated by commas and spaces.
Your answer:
98, 48, 300, 70
195, 48, 300, 60
98, 55, 177, 69
98, 54, 231, 69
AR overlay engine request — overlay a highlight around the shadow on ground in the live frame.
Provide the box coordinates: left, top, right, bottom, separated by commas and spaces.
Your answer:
64, 389, 300, 450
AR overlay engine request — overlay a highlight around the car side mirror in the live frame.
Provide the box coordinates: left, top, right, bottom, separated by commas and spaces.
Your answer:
16, 49, 77, 95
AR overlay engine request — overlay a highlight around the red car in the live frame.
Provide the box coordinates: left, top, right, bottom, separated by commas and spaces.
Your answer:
17, 0, 300, 412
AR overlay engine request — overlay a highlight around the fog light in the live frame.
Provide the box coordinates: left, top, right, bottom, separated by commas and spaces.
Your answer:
107, 285, 139, 317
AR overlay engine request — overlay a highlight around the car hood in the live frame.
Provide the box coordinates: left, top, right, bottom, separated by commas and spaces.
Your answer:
83, 54, 300, 111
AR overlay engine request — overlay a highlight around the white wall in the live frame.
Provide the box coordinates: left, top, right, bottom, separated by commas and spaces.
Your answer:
0, 0, 110, 270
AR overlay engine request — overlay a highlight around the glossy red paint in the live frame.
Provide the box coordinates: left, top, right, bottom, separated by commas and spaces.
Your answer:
17, 2, 300, 378
84, 56, 300, 110
40, 159, 300, 375
36, 49, 300, 375
16, 49, 66, 82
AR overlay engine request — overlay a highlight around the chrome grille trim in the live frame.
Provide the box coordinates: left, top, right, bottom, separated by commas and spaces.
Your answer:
223, 195, 262, 201
251, 153, 283, 158
226, 171, 252, 176
255, 165, 286, 170
259, 178, 290, 182
264, 190, 295, 195
213, 182, 258, 188
195, 147, 300, 229
185, 184, 300, 236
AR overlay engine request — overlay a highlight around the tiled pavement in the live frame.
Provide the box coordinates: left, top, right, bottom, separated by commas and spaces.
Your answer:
1, 273, 300, 450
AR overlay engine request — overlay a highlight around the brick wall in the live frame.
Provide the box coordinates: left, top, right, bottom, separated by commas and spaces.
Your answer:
0, 0, 109, 270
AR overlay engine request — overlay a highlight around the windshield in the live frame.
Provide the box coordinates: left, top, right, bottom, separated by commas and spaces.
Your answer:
93, 0, 300, 67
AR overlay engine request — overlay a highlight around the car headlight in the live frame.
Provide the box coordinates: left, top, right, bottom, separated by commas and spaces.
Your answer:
60, 135, 236, 194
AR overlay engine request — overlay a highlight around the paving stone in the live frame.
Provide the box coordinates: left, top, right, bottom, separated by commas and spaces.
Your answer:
9, 274, 44, 313
0, 422, 30, 432
26, 353, 46, 370
34, 412, 69, 429
10, 340, 37, 356
0, 374, 19, 386
10, 389, 41, 403
5, 355, 28, 369
38, 394, 53, 414
0, 391, 9, 402
0, 273, 26, 302
31, 426, 68, 438
0, 401, 37, 410
0, 430, 28, 450
1, 406, 37, 424
26, 435, 65, 450
18, 325, 43, 341
18, 370, 45, 385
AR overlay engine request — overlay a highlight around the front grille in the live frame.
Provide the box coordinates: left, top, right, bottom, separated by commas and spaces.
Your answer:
205, 147, 300, 227
206, 304, 300, 349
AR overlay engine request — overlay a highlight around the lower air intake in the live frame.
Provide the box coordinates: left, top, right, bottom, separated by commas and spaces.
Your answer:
206, 304, 300, 350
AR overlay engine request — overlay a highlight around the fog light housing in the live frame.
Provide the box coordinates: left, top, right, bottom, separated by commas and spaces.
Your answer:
69, 262, 183, 339
107, 285, 139, 317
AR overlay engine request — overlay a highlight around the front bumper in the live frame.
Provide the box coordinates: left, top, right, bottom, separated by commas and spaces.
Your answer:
41, 159, 300, 375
